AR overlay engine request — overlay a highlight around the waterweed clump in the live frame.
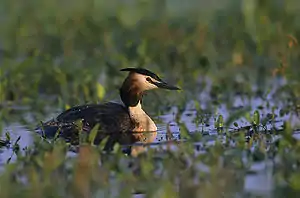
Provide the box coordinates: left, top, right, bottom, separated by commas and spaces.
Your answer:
0, 131, 247, 198
1, 105, 300, 197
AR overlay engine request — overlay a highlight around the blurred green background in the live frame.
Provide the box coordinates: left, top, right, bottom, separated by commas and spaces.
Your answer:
1, 0, 300, 120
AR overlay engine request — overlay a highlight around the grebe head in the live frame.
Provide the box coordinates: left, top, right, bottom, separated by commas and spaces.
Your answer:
120, 68, 180, 91
119, 68, 180, 107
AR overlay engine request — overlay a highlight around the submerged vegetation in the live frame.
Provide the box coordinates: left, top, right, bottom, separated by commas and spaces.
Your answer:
1, 0, 300, 197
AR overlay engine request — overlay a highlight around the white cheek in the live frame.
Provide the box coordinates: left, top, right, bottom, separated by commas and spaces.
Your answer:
144, 82, 157, 89
133, 74, 158, 90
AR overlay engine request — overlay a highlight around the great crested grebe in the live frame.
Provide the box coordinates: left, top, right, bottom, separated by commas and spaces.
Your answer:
37, 68, 180, 155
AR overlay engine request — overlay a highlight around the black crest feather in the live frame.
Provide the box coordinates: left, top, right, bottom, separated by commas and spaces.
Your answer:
120, 68, 161, 81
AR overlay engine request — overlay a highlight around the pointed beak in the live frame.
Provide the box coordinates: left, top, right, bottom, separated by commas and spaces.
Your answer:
153, 80, 180, 90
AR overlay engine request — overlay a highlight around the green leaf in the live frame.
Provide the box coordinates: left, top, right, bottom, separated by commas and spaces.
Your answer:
253, 110, 260, 125
233, 122, 239, 127
112, 142, 121, 154
98, 136, 110, 151
96, 83, 105, 100
65, 104, 71, 110
215, 115, 224, 128
5, 132, 10, 141
89, 124, 100, 144
179, 123, 190, 140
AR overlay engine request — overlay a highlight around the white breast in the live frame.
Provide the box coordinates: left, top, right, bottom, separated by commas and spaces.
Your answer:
128, 102, 157, 132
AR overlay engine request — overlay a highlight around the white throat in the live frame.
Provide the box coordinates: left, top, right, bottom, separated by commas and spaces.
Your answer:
128, 101, 157, 132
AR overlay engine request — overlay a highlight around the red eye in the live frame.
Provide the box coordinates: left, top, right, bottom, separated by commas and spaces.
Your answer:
146, 77, 152, 82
